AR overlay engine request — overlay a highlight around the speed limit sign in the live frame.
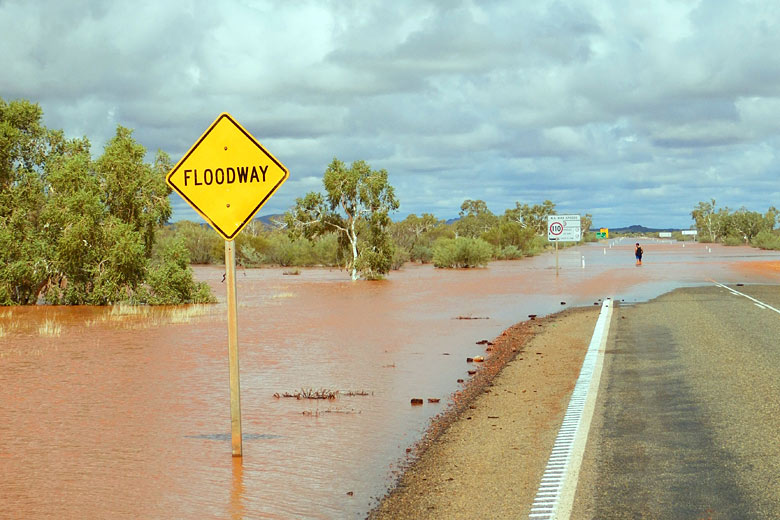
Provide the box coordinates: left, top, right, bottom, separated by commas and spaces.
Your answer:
547, 215, 581, 241
549, 221, 564, 236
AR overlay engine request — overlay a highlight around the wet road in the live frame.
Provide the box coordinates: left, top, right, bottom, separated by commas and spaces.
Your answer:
573, 284, 780, 519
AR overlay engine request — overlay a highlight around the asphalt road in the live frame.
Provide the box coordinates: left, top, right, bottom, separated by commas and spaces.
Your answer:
571, 284, 780, 519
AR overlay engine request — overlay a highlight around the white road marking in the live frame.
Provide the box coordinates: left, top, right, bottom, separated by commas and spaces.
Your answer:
712, 282, 780, 315
528, 298, 613, 519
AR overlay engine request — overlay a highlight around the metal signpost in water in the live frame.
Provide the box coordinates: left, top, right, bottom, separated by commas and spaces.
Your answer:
167, 113, 289, 456
547, 214, 581, 276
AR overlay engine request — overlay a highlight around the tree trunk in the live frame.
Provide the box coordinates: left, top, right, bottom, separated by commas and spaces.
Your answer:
350, 219, 358, 281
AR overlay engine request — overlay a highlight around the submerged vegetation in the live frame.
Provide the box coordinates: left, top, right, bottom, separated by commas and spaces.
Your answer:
0, 97, 214, 306
273, 388, 373, 400
168, 197, 593, 274
37, 319, 62, 337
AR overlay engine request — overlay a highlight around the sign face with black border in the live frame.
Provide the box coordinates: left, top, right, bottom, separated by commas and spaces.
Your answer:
547, 214, 581, 242
166, 113, 289, 240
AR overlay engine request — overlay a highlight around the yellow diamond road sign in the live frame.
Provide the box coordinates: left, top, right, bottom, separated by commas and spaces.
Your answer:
166, 113, 289, 240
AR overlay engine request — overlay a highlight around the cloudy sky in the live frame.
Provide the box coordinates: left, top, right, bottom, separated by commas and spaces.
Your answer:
3, 0, 780, 228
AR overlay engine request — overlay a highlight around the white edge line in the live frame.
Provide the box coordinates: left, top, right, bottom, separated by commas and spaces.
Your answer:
528, 298, 613, 520
554, 298, 612, 519
713, 282, 780, 315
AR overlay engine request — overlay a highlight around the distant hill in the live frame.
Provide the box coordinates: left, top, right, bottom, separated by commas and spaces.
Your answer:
254, 213, 285, 226
249, 215, 687, 234
597, 224, 685, 233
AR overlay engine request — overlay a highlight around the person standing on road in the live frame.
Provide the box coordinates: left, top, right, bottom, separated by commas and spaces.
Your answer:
635, 242, 643, 265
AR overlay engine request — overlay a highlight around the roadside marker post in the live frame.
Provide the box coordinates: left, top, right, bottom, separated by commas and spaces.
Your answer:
166, 113, 289, 457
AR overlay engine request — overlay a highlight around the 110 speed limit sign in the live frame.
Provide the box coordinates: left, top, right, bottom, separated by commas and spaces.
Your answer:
547, 214, 581, 242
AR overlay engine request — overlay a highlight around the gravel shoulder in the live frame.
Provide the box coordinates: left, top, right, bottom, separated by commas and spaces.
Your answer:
368, 305, 603, 519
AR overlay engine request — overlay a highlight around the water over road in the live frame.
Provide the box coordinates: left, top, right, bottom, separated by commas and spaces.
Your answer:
1, 240, 779, 519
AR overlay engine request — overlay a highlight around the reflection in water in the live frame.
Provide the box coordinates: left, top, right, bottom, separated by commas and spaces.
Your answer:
231, 457, 244, 520
1, 241, 779, 518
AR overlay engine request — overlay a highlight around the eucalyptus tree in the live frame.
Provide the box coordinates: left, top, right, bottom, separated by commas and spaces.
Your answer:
691, 199, 729, 242
505, 200, 557, 236
286, 158, 399, 280
455, 199, 498, 238
0, 97, 212, 305
0, 99, 61, 303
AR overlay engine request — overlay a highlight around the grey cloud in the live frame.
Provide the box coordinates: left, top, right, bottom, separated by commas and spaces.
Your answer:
3, 0, 780, 228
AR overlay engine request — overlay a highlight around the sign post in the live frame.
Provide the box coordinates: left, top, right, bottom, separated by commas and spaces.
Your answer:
167, 113, 289, 457
547, 215, 582, 276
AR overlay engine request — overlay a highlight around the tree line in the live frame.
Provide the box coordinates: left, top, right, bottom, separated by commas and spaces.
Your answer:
1, 97, 594, 304
691, 199, 780, 249
168, 164, 593, 279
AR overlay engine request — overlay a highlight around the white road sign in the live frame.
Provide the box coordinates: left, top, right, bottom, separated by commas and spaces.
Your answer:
547, 214, 581, 242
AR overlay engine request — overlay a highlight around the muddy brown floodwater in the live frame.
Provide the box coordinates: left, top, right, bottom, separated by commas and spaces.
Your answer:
1, 240, 779, 519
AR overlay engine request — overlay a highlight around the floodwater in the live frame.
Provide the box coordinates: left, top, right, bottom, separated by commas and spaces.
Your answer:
2, 239, 779, 519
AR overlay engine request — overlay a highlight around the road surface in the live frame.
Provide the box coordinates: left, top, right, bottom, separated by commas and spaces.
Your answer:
572, 284, 780, 519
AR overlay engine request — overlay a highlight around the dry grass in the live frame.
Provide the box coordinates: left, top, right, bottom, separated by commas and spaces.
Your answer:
86, 303, 212, 328
274, 388, 340, 400
111, 303, 150, 317
274, 388, 374, 400
302, 408, 361, 416
169, 304, 211, 324
38, 319, 62, 337
342, 390, 373, 396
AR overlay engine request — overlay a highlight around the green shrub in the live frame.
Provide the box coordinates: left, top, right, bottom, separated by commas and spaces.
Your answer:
174, 221, 223, 264
311, 233, 340, 266
239, 244, 264, 266
524, 235, 549, 256
236, 232, 271, 266
390, 246, 410, 269
142, 237, 215, 304
497, 245, 523, 260
432, 237, 492, 268
409, 243, 433, 263
432, 238, 457, 267
722, 235, 745, 246
751, 230, 780, 250
264, 234, 312, 266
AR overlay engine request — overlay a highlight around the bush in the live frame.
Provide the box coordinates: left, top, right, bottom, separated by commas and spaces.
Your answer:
432, 237, 492, 268
141, 236, 215, 304
524, 235, 549, 256
496, 245, 523, 260
264, 234, 313, 266
311, 233, 340, 266
751, 230, 780, 250
390, 246, 410, 269
722, 235, 745, 246
235, 232, 271, 266
409, 243, 433, 263
174, 221, 223, 264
